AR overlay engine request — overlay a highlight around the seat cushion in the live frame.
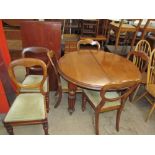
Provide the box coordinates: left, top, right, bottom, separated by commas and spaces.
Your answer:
4, 93, 46, 122
146, 84, 155, 97
20, 75, 48, 92
83, 89, 121, 108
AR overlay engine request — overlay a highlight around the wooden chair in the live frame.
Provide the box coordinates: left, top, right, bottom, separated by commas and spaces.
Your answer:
134, 49, 155, 121
47, 50, 82, 108
80, 19, 110, 47
82, 81, 138, 135
141, 19, 155, 40
77, 39, 100, 51
132, 40, 152, 101
127, 51, 149, 101
3, 58, 48, 135
22, 47, 50, 112
109, 19, 142, 54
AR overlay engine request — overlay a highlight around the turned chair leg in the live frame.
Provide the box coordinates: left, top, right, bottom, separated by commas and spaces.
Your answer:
4, 123, 14, 135
146, 104, 155, 122
116, 109, 121, 132
43, 121, 48, 135
82, 93, 87, 112
95, 112, 100, 135
45, 93, 49, 113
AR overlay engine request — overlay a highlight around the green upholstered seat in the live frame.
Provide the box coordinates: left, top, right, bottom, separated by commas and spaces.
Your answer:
83, 89, 121, 108
4, 93, 46, 122
20, 75, 48, 92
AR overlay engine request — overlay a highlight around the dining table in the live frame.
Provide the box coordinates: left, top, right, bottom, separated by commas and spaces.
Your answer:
58, 50, 141, 114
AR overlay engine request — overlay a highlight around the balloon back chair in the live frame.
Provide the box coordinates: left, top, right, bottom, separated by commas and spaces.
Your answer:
3, 58, 48, 135
77, 39, 100, 51
82, 81, 139, 135
22, 47, 50, 112
47, 50, 82, 108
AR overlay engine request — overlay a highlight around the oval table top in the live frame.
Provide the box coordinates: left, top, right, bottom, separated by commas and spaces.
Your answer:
58, 50, 141, 90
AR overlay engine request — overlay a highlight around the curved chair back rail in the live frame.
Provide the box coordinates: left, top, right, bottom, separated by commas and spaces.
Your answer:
134, 39, 152, 57
77, 39, 100, 51
82, 80, 139, 135
8, 58, 47, 94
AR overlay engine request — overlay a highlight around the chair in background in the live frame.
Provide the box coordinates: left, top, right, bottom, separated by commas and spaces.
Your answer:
127, 51, 149, 101
80, 19, 110, 47
108, 19, 142, 55
64, 41, 78, 54
47, 50, 82, 108
82, 81, 138, 135
22, 47, 50, 112
3, 58, 48, 135
134, 49, 155, 121
77, 39, 100, 51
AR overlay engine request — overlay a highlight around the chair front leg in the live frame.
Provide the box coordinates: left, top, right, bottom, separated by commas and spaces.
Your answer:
95, 111, 100, 135
4, 123, 14, 135
146, 103, 155, 122
42, 120, 48, 135
82, 92, 87, 112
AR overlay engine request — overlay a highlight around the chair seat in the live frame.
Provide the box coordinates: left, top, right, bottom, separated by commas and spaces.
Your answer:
4, 93, 46, 122
83, 89, 121, 108
146, 84, 155, 97
20, 75, 48, 92
60, 77, 82, 92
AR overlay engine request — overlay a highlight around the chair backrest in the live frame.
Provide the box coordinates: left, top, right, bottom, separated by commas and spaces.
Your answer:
146, 49, 155, 86
77, 39, 100, 51
127, 51, 149, 73
98, 81, 139, 109
134, 39, 151, 57
22, 47, 50, 75
8, 58, 47, 94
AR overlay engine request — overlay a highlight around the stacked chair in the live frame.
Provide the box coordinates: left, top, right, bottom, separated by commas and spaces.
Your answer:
3, 58, 49, 135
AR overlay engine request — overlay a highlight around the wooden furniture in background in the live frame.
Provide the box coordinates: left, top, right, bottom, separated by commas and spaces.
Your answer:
21, 21, 61, 90
3, 58, 49, 135
58, 50, 141, 114
82, 81, 138, 134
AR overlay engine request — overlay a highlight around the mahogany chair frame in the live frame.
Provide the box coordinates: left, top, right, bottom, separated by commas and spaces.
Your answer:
3, 58, 48, 135
82, 81, 139, 135
22, 46, 50, 112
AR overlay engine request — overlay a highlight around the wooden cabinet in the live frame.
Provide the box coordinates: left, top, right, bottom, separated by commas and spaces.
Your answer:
21, 21, 62, 90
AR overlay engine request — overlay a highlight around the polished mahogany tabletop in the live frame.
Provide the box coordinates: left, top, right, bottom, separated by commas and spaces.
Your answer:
58, 50, 141, 90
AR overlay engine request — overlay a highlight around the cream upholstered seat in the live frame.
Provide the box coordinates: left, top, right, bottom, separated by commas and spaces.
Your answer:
83, 89, 120, 108
3, 58, 48, 135
21, 75, 48, 92
82, 81, 138, 135
4, 93, 45, 122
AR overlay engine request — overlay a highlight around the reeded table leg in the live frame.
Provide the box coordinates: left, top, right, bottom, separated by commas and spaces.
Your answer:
68, 82, 77, 114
